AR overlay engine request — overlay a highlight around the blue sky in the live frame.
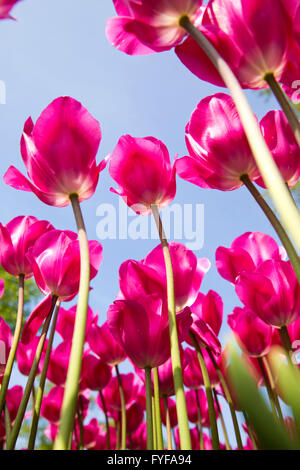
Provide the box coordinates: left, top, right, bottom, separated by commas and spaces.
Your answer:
0, 0, 284, 446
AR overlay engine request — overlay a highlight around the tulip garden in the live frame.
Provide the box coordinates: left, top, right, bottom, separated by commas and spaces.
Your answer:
2, 0, 300, 454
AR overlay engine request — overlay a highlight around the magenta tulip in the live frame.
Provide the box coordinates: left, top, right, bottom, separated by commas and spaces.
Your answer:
0, 216, 53, 278
255, 111, 300, 188
175, 0, 292, 90
185, 387, 214, 427
160, 396, 178, 428
0, 280, 4, 299
0, 0, 22, 19
188, 314, 221, 357
109, 135, 176, 215
99, 373, 137, 414
216, 231, 286, 284
106, 0, 203, 55
228, 307, 273, 357
80, 354, 112, 391
189, 290, 223, 337
0, 317, 13, 381
47, 341, 72, 386
175, 94, 260, 191
127, 422, 147, 450
183, 347, 219, 389
16, 335, 49, 376
87, 321, 127, 366
5, 386, 23, 423
4, 97, 106, 207
41, 386, 65, 424
55, 305, 97, 342
107, 294, 192, 369
236, 259, 300, 328
21, 229, 103, 344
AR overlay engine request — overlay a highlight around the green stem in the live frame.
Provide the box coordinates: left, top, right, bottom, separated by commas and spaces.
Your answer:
213, 389, 231, 450
4, 403, 11, 439
243, 412, 258, 450
27, 300, 60, 450
179, 15, 300, 252
257, 357, 278, 421
163, 396, 173, 450
6, 296, 57, 450
264, 73, 300, 148
54, 194, 91, 450
0, 274, 24, 415
241, 174, 300, 283
195, 390, 204, 450
99, 389, 111, 450
76, 400, 84, 450
152, 397, 157, 450
145, 367, 154, 450
115, 364, 127, 450
206, 347, 243, 450
278, 326, 294, 364
151, 204, 191, 450
262, 356, 285, 426
153, 367, 164, 450
189, 333, 220, 450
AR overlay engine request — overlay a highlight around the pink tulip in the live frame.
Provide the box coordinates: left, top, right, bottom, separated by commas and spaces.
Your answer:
107, 294, 192, 369
0, 280, 4, 299
98, 373, 137, 414
190, 290, 223, 337
106, 0, 203, 55
120, 242, 210, 311
47, 341, 72, 386
0, 216, 53, 278
127, 422, 147, 450
175, 94, 260, 191
216, 231, 286, 284
17, 335, 49, 376
255, 111, 300, 188
4, 97, 106, 207
21, 229, 103, 344
81, 418, 100, 450
80, 354, 112, 391
109, 135, 176, 215
185, 387, 215, 427
41, 386, 65, 424
280, 1, 300, 99
93, 425, 117, 451
174, 426, 213, 450
55, 305, 97, 342
236, 259, 300, 328
183, 347, 219, 389
0, 0, 22, 19
5, 385, 23, 423
228, 307, 273, 357
188, 314, 221, 356
160, 396, 178, 428
126, 401, 145, 435
0, 317, 13, 381
87, 321, 127, 366
175, 0, 292, 89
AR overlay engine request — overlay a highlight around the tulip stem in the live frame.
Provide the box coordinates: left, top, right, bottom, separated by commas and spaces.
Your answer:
99, 389, 111, 450
205, 347, 243, 450
262, 356, 285, 426
153, 367, 164, 450
54, 194, 91, 450
27, 300, 60, 450
264, 73, 300, 148
195, 390, 204, 450
145, 367, 154, 450
240, 174, 300, 283
115, 364, 127, 450
213, 389, 231, 450
179, 15, 300, 251
151, 204, 191, 450
278, 325, 293, 359
6, 295, 57, 450
257, 356, 279, 421
189, 332, 220, 450
163, 396, 173, 450
152, 397, 157, 450
0, 274, 24, 416
4, 404, 11, 438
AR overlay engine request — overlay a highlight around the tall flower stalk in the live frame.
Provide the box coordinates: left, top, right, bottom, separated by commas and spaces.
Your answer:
151, 204, 191, 450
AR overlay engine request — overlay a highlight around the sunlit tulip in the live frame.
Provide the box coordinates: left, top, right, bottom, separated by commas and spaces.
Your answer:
175, 94, 260, 191
0, 216, 53, 278
4, 97, 106, 207
16, 335, 49, 376
80, 354, 112, 391
228, 307, 273, 357
175, 0, 292, 89
109, 135, 176, 215
0, 0, 22, 19
55, 305, 97, 342
106, 0, 203, 54
216, 231, 286, 284
87, 320, 127, 367
185, 387, 212, 427
236, 259, 300, 328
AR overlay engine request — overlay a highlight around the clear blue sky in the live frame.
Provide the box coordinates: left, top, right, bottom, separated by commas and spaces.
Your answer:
0, 0, 284, 446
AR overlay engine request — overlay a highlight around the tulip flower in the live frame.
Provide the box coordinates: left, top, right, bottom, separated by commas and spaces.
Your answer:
5, 385, 23, 423
21, 230, 103, 344
107, 294, 192, 369
16, 336, 49, 376
236, 259, 300, 328
160, 396, 178, 429
185, 388, 211, 427
0, 216, 53, 278
55, 305, 97, 342
0, 0, 22, 19
127, 422, 147, 451
46, 341, 72, 387
80, 354, 112, 391
175, 0, 292, 90
190, 290, 223, 337
216, 231, 286, 284
255, 111, 300, 188
106, 0, 203, 55
228, 307, 273, 357
183, 347, 219, 389
109, 135, 176, 215
175, 94, 260, 191
41, 386, 66, 424
0, 317, 13, 381
120, 242, 210, 311
87, 321, 127, 367
98, 373, 137, 414
4, 97, 106, 207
